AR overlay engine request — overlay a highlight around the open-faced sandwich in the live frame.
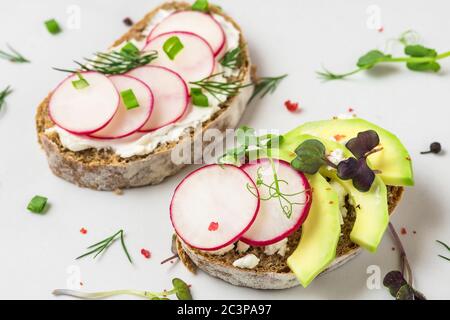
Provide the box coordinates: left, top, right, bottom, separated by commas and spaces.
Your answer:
171, 118, 414, 289
36, 1, 254, 190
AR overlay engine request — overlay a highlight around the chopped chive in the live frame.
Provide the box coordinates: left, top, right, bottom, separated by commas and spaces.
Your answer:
191, 88, 209, 107
72, 73, 89, 90
163, 36, 184, 60
120, 42, 139, 56
27, 195, 48, 214
121, 89, 140, 110
192, 0, 209, 12
45, 19, 62, 35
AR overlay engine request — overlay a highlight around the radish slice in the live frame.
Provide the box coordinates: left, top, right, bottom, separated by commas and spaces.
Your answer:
49, 72, 119, 135
89, 75, 154, 139
127, 66, 189, 132
147, 11, 226, 57
143, 31, 215, 83
240, 159, 312, 246
170, 164, 260, 251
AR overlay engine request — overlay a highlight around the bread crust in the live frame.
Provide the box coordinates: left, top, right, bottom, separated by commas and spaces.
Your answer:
36, 2, 253, 190
179, 186, 404, 290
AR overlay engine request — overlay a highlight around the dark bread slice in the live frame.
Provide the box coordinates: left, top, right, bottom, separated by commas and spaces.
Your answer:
36, 2, 254, 190
178, 186, 404, 289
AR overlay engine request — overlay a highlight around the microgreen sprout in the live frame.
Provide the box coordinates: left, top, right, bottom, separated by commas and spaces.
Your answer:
318, 30, 450, 80
53, 278, 192, 300
383, 223, 426, 300
246, 159, 309, 219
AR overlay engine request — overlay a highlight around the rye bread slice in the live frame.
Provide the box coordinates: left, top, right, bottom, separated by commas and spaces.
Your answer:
35, 2, 254, 191
178, 185, 404, 289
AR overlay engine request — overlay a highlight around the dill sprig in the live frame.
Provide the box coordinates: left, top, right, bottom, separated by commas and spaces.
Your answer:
249, 74, 287, 103
190, 72, 252, 102
220, 47, 242, 69
0, 44, 29, 63
0, 86, 13, 111
76, 229, 133, 264
54, 49, 158, 75
246, 159, 309, 219
436, 240, 450, 262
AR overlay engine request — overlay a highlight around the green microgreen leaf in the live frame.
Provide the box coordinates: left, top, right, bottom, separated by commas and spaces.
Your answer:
27, 195, 48, 214
76, 230, 133, 264
0, 86, 13, 111
172, 278, 192, 300
290, 139, 327, 174
45, 19, 62, 35
249, 74, 287, 103
190, 88, 209, 107
163, 36, 184, 60
404, 44, 437, 58
0, 44, 30, 63
192, 0, 209, 12
406, 61, 441, 72
220, 47, 242, 69
356, 50, 391, 69
120, 89, 140, 110
71, 73, 89, 90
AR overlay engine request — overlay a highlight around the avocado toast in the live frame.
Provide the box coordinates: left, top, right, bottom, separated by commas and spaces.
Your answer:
171, 118, 413, 289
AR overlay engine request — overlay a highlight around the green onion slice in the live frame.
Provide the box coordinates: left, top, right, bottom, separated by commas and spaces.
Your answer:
121, 42, 139, 56
121, 89, 140, 110
45, 19, 62, 35
163, 36, 184, 60
192, 0, 209, 12
27, 195, 48, 214
191, 88, 209, 107
72, 73, 89, 90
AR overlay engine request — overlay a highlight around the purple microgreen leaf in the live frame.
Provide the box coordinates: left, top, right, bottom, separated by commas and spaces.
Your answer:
345, 130, 380, 159
336, 157, 359, 180
383, 271, 407, 298
351, 159, 376, 192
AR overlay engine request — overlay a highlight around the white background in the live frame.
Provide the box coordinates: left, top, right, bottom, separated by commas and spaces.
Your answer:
1, 0, 449, 300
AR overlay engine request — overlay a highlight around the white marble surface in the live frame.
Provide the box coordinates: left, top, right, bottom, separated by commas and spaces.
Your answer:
0, 0, 449, 300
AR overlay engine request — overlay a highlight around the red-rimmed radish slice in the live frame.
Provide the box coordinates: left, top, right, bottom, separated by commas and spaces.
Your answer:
147, 11, 226, 57
89, 75, 154, 139
127, 66, 189, 132
143, 31, 215, 83
240, 159, 312, 246
49, 72, 119, 135
170, 164, 260, 251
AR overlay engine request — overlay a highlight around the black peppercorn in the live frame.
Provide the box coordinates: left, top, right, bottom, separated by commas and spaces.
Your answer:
421, 142, 442, 154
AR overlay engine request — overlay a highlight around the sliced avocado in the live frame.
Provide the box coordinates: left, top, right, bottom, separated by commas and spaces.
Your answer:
283, 118, 414, 186
278, 134, 389, 253
287, 174, 341, 287
262, 149, 341, 288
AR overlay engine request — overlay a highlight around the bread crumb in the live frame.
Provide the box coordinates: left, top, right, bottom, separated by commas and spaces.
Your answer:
114, 189, 123, 195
